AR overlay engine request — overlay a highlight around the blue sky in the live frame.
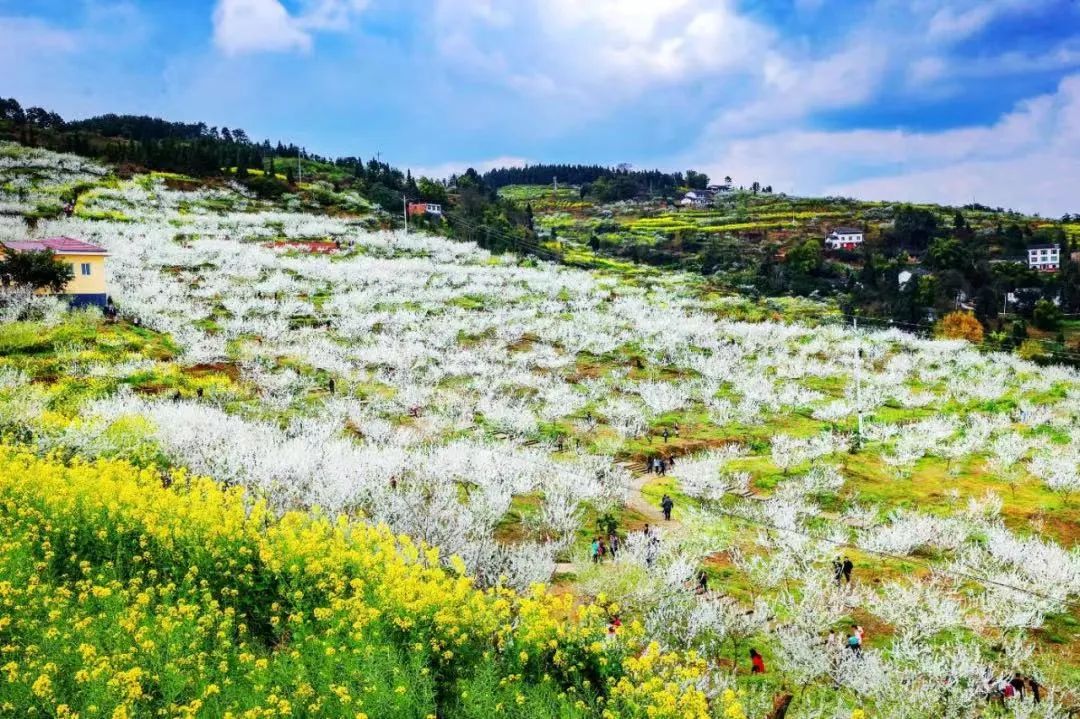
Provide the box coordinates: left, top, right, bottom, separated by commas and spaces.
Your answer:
3, 0, 1080, 214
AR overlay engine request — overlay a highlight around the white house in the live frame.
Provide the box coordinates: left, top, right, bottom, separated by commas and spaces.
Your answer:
407, 202, 443, 217
680, 189, 714, 208
1027, 244, 1060, 272
825, 227, 864, 250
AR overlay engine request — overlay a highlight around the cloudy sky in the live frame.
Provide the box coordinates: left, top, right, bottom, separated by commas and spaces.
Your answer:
3, 0, 1080, 214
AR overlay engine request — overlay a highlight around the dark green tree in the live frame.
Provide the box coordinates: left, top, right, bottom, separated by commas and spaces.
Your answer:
891, 205, 938, 253
685, 170, 709, 189
0, 247, 74, 293
926, 237, 967, 271
786, 239, 823, 275
1032, 299, 1063, 330
1003, 223, 1027, 256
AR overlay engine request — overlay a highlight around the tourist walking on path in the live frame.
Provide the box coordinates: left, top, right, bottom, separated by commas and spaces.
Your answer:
750, 649, 766, 674
608, 533, 619, 560
591, 537, 601, 564
697, 570, 708, 593
832, 557, 844, 586
842, 556, 854, 584
646, 534, 659, 568
661, 494, 674, 520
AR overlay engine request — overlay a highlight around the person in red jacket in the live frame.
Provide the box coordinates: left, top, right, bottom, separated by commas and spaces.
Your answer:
750, 648, 766, 674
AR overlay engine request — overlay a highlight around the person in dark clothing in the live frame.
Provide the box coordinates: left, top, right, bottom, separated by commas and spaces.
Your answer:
646, 536, 659, 568
697, 570, 708, 593
608, 533, 619, 559
661, 494, 674, 520
328, 377, 336, 394
832, 557, 844, 585
171, 390, 182, 402
750, 648, 765, 674
842, 557, 854, 584
196, 387, 204, 398
662, 428, 670, 443
1028, 676, 1041, 704
1009, 674, 1025, 700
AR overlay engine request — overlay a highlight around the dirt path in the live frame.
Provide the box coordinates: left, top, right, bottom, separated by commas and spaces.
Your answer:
553, 463, 685, 576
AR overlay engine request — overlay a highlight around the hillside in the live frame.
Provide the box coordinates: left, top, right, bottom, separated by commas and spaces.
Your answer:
503, 182, 1080, 360
2, 142, 1080, 719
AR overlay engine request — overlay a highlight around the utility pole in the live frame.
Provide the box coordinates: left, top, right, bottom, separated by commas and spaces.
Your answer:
298, 147, 302, 185
553, 176, 558, 196
403, 194, 408, 236
854, 317, 863, 441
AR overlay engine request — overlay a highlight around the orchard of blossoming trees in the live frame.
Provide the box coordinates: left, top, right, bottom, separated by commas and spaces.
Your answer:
0, 142, 1078, 718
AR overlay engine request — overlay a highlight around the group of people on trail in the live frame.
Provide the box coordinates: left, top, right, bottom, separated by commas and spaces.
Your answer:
831, 556, 855, 585
590, 533, 620, 563
825, 625, 865, 656
993, 673, 1042, 705
648, 456, 674, 475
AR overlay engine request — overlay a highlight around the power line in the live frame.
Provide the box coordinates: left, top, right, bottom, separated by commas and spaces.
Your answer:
827, 314, 1080, 364
699, 500, 1074, 606
442, 210, 564, 263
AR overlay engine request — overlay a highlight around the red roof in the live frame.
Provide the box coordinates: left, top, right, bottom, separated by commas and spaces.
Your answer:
3, 237, 107, 255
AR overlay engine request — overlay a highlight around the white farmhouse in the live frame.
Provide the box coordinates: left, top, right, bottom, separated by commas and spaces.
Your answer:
680, 189, 715, 208
1027, 244, 1060, 272
825, 227, 864, 250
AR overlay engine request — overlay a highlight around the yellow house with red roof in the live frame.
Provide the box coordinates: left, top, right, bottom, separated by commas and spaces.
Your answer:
1, 237, 109, 308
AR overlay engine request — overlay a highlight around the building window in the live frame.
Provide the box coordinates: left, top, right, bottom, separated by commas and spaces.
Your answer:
81, 263, 92, 276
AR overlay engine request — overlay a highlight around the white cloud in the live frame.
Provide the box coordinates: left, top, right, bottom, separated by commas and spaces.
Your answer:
686, 73, 1080, 216
432, 0, 773, 106
211, 0, 369, 56
926, 0, 1060, 41
927, 5, 997, 40
0, 17, 78, 55
711, 41, 889, 134
213, 0, 312, 55
410, 156, 530, 180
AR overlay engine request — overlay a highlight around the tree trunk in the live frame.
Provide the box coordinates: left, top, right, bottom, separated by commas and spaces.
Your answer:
765, 692, 793, 719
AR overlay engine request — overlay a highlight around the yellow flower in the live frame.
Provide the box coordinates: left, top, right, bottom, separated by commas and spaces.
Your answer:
31, 674, 52, 698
